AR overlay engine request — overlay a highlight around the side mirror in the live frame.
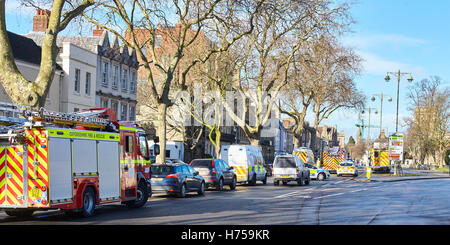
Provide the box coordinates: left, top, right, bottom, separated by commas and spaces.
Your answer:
194, 171, 199, 176
154, 144, 160, 156
228, 166, 234, 170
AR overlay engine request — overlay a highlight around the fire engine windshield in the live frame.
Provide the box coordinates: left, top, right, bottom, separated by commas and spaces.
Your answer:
138, 134, 149, 157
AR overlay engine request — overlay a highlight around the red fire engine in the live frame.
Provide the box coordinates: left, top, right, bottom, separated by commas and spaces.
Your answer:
0, 103, 159, 217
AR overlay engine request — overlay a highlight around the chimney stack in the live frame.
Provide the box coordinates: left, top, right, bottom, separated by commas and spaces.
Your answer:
93, 25, 104, 37
33, 9, 50, 32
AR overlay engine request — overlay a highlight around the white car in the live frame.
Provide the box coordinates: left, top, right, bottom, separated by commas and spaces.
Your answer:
337, 162, 358, 177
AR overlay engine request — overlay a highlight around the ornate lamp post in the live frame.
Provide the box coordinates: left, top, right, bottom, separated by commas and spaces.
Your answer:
371, 93, 392, 137
361, 107, 378, 142
384, 70, 413, 133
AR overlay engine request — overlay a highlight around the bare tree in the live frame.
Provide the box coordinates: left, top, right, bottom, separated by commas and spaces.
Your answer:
222, 0, 353, 146
404, 76, 450, 167
0, 0, 94, 107
83, 0, 262, 162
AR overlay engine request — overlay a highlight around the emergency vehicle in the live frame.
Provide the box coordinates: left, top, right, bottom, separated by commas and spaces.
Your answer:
220, 145, 267, 185
370, 136, 390, 173
322, 146, 346, 174
292, 147, 315, 165
0, 102, 157, 217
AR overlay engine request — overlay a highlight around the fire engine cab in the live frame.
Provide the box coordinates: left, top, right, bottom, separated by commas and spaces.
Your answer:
0, 103, 159, 217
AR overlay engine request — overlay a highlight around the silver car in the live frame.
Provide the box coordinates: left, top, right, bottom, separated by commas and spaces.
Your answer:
273, 154, 310, 186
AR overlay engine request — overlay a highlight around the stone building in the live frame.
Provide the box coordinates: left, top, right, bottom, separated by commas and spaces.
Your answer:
24, 10, 138, 120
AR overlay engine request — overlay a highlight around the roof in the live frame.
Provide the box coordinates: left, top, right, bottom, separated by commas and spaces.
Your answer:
7, 31, 62, 70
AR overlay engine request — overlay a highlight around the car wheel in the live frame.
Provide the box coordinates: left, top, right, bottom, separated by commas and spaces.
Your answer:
81, 187, 96, 217
318, 173, 325, 181
305, 174, 310, 185
216, 178, 224, 191
297, 176, 304, 186
250, 174, 257, 186
262, 175, 267, 185
198, 181, 205, 195
282, 181, 288, 186
229, 176, 237, 190
178, 183, 187, 198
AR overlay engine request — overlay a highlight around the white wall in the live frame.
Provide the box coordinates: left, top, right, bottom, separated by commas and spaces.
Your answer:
59, 42, 97, 112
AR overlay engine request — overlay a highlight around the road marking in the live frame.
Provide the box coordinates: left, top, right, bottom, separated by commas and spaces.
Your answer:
275, 191, 299, 198
314, 192, 345, 199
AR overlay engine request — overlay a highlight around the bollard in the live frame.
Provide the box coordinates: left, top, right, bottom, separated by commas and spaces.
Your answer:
366, 167, 372, 180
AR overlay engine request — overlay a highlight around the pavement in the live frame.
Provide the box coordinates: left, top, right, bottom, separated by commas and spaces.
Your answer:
355, 168, 450, 182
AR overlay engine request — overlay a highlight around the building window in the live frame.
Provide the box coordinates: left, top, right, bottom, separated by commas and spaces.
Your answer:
121, 103, 127, 121
74, 68, 80, 93
113, 65, 119, 88
101, 98, 108, 108
102, 61, 108, 85
85, 72, 91, 95
130, 71, 137, 93
155, 34, 162, 48
122, 68, 128, 91
111, 100, 118, 115
129, 105, 135, 121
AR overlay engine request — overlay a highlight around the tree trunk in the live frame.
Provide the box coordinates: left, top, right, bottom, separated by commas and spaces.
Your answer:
156, 103, 168, 163
214, 129, 221, 159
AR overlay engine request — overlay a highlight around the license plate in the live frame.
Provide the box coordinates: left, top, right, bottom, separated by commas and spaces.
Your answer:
153, 178, 163, 181
281, 175, 291, 178
31, 188, 41, 198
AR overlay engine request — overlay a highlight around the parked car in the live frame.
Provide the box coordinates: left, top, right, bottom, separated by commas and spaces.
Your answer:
190, 159, 237, 191
337, 162, 358, 177
221, 145, 267, 185
150, 163, 205, 197
264, 162, 273, 177
305, 163, 330, 181
272, 154, 310, 186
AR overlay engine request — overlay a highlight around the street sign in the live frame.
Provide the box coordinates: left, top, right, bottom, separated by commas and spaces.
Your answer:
389, 133, 404, 161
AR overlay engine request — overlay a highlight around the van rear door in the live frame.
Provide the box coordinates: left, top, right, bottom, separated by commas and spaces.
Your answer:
273, 157, 297, 177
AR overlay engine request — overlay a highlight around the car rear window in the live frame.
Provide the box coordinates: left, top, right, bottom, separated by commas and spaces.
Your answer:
340, 163, 354, 167
274, 157, 296, 168
190, 160, 212, 168
151, 165, 175, 175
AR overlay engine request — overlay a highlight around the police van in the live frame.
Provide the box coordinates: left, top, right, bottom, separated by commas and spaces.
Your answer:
220, 145, 267, 185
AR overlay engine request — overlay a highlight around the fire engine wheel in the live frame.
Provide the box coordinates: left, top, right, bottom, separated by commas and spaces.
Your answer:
81, 187, 96, 217
4, 210, 34, 217
126, 181, 149, 208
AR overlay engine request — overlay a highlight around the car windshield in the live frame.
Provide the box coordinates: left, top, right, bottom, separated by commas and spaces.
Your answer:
340, 163, 354, 167
190, 160, 212, 168
151, 165, 175, 175
274, 157, 296, 168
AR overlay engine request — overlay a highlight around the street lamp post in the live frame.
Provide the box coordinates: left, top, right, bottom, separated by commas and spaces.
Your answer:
385, 70, 413, 176
384, 70, 413, 133
371, 93, 392, 137
361, 107, 378, 142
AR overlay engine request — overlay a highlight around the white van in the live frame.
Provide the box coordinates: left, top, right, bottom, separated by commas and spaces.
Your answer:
273, 154, 310, 186
221, 145, 267, 185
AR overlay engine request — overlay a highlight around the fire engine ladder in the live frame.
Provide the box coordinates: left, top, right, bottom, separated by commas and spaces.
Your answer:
0, 102, 116, 131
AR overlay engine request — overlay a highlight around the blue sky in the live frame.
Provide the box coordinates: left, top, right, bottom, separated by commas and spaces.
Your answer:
316, 0, 450, 142
4, 0, 450, 143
